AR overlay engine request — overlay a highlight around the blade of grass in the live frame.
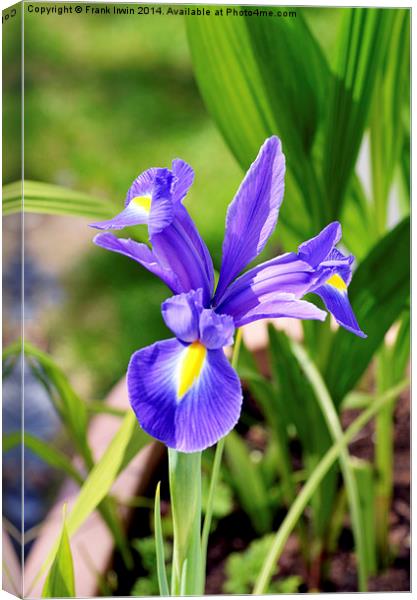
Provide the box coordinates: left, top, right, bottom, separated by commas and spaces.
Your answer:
290, 341, 368, 590
42, 505, 75, 598
154, 482, 170, 596
253, 379, 408, 594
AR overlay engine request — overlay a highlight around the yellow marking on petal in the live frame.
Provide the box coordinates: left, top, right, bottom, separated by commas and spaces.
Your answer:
326, 274, 347, 291
177, 341, 207, 399
131, 195, 152, 213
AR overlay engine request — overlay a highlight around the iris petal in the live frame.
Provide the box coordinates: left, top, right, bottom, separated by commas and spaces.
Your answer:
93, 233, 180, 293
216, 252, 317, 320
172, 159, 194, 203
199, 309, 235, 349
229, 296, 327, 327
151, 218, 214, 306
313, 280, 367, 338
161, 289, 203, 343
148, 171, 175, 236
128, 339, 242, 452
214, 136, 285, 302
298, 222, 342, 267
89, 203, 149, 231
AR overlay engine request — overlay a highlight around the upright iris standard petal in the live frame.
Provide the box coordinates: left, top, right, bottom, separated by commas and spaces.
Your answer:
199, 310, 235, 349
172, 159, 195, 203
214, 136, 286, 303
128, 338, 243, 452
93, 233, 181, 293
161, 289, 203, 343
173, 205, 215, 294
148, 171, 175, 236
151, 218, 214, 306
298, 221, 342, 267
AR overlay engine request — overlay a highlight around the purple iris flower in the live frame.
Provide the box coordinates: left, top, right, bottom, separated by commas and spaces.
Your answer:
91, 137, 365, 452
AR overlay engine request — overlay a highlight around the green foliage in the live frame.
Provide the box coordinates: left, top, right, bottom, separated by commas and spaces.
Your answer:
2, 180, 114, 219
324, 217, 410, 407
42, 507, 75, 598
253, 379, 409, 594
154, 482, 170, 596
131, 536, 172, 597
201, 471, 233, 521
224, 431, 272, 534
224, 534, 301, 594
187, 8, 409, 250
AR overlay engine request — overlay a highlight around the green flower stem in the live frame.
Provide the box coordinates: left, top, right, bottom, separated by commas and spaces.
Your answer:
168, 449, 203, 595
253, 379, 408, 595
201, 328, 243, 579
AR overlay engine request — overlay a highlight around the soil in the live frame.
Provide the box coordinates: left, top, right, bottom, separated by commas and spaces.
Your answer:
204, 389, 410, 594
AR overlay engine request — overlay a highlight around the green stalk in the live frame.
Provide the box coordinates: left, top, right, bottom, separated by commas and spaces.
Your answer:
168, 450, 203, 595
253, 379, 408, 595
374, 346, 396, 565
201, 329, 242, 577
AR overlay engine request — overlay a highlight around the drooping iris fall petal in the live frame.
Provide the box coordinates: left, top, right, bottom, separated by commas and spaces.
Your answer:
128, 338, 242, 452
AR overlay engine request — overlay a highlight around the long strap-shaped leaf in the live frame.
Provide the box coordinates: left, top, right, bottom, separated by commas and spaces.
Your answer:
3, 180, 114, 219
186, 11, 330, 236
290, 342, 368, 590
322, 8, 393, 222
28, 411, 138, 594
253, 378, 408, 594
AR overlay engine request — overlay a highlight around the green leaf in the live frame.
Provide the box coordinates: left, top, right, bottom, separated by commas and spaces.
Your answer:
66, 411, 137, 536
351, 458, 377, 575
23, 434, 83, 485
224, 431, 272, 534
322, 8, 394, 221
186, 11, 330, 236
290, 341, 368, 590
154, 482, 170, 596
42, 506, 75, 598
34, 411, 138, 593
266, 327, 337, 537
22, 342, 92, 465
3, 180, 114, 219
370, 10, 410, 235
324, 217, 410, 406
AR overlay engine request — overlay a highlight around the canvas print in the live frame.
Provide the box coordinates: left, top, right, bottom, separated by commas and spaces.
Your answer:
2, 1, 410, 596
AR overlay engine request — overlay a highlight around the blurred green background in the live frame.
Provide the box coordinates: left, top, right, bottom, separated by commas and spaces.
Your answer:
21, 8, 246, 395
17, 6, 349, 396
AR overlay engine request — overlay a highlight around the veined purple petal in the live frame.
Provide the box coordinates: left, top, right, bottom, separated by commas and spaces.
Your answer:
215, 252, 318, 319
89, 203, 149, 231
232, 297, 327, 327
148, 171, 175, 236
151, 218, 214, 306
128, 338, 242, 452
93, 233, 180, 293
214, 136, 285, 302
125, 167, 160, 206
313, 278, 366, 338
298, 222, 342, 267
173, 205, 215, 294
199, 310, 235, 349
172, 159, 194, 203
161, 289, 203, 343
